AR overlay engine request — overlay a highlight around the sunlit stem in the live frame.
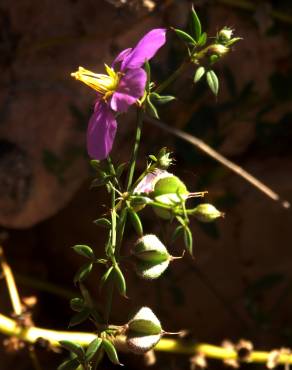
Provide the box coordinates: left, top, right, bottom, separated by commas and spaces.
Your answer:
0, 247, 22, 316
0, 312, 292, 365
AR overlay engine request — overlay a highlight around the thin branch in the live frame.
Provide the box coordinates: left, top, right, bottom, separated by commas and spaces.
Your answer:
0, 312, 291, 365
0, 247, 22, 316
147, 117, 290, 209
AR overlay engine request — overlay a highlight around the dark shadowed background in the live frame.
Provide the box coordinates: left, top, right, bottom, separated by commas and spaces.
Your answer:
1, 0, 292, 368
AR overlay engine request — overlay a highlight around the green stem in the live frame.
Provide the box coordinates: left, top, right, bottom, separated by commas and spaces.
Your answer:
155, 61, 190, 94
104, 186, 117, 324
107, 157, 121, 190
126, 108, 144, 191
104, 108, 144, 324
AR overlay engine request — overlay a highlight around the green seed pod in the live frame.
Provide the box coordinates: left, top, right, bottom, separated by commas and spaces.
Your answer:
151, 176, 188, 220
153, 176, 188, 198
126, 307, 162, 354
192, 203, 223, 222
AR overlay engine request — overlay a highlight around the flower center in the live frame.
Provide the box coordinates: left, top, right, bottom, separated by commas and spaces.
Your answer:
71, 64, 121, 98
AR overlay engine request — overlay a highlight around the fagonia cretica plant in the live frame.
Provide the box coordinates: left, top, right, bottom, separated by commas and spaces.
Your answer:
57, 6, 241, 370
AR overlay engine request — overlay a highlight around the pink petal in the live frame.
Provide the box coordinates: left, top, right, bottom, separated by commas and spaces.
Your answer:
121, 28, 166, 70
110, 68, 147, 112
87, 101, 117, 160
134, 169, 171, 194
112, 48, 132, 68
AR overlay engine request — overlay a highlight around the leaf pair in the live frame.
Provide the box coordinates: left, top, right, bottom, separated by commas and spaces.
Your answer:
58, 337, 122, 369
194, 66, 219, 95
58, 338, 102, 369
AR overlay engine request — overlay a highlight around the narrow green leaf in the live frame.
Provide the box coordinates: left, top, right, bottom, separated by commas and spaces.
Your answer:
70, 297, 84, 312
72, 245, 95, 259
102, 339, 121, 365
225, 37, 242, 47
206, 70, 219, 96
198, 32, 207, 46
114, 264, 127, 297
89, 308, 103, 324
128, 209, 143, 236
80, 284, 93, 308
173, 28, 196, 45
194, 66, 205, 83
74, 262, 93, 283
183, 226, 193, 256
100, 266, 114, 290
85, 338, 102, 361
150, 93, 176, 105
171, 225, 184, 243
148, 155, 157, 162
68, 309, 90, 327
57, 358, 80, 370
116, 162, 127, 178
190, 6, 202, 42
146, 95, 159, 119
93, 218, 111, 229
59, 341, 85, 360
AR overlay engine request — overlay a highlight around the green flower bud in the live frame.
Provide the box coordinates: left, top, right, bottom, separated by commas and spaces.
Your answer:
133, 235, 170, 279
218, 27, 233, 41
157, 147, 173, 170
126, 307, 162, 354
192, 203, 223, 222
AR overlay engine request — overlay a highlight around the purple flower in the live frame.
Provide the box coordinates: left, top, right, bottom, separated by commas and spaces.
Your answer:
71, 28, 166, 160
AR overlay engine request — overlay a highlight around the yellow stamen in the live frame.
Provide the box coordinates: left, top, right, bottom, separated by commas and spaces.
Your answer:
71, 64, 120, 97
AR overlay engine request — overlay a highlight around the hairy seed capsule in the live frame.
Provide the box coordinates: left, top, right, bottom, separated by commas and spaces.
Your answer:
132, 235, 170, 279
126, 307, 162, 354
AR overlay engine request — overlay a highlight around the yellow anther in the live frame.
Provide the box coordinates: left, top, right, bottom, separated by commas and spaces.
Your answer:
71, 65, 120, 96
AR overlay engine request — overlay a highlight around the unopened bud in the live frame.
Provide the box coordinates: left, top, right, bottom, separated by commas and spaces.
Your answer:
192, 203, 223, 222
218, 27, 233, 41
157, 148, 173, 170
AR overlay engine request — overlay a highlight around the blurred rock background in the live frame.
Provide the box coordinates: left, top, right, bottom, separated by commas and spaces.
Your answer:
0, 0, 292, 368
